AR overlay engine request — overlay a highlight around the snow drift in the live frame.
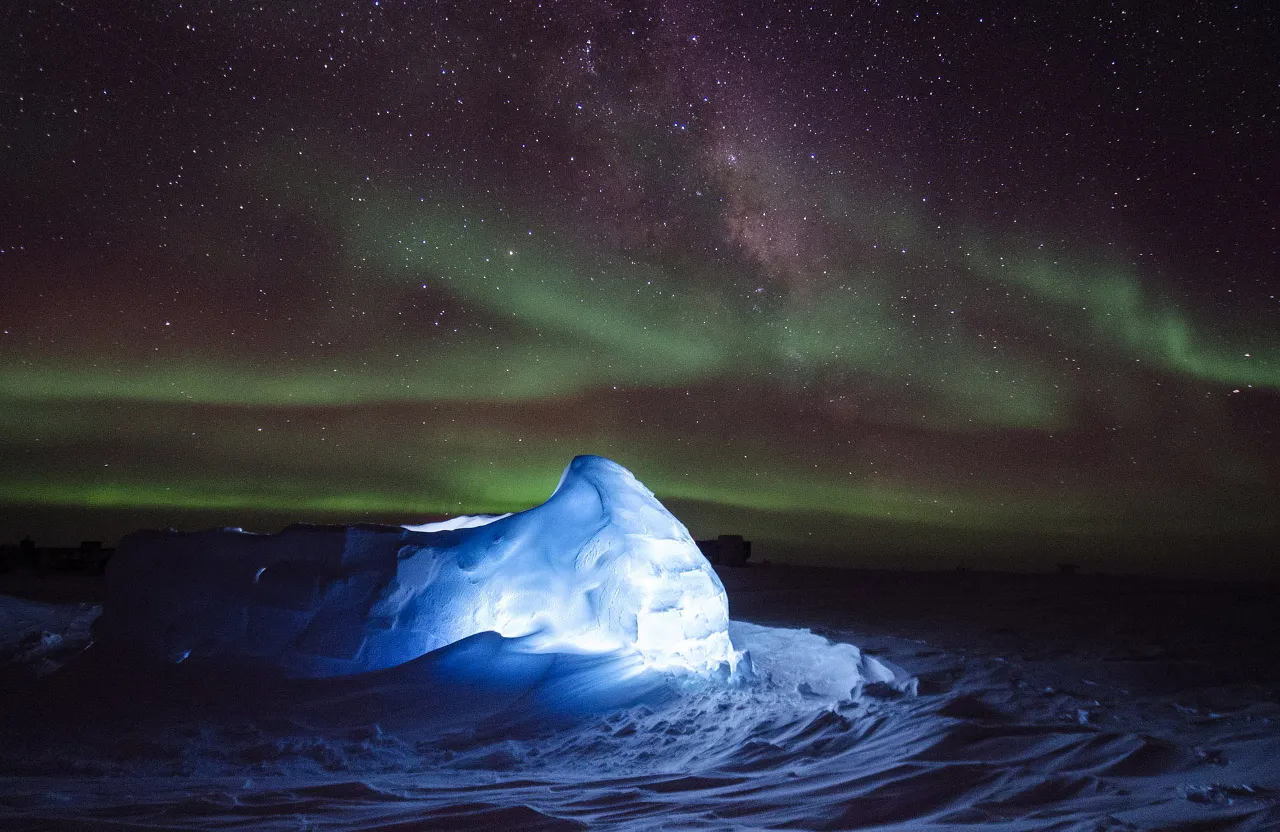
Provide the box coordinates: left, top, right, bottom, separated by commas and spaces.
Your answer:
95, 455, 738, 677
7, 544, 1278, 831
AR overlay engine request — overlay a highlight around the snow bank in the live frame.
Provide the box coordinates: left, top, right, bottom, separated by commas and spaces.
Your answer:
402, 513, 509, 532
0, 595, 99, 677
729, 621, 899, 700
95, 455, 737, 677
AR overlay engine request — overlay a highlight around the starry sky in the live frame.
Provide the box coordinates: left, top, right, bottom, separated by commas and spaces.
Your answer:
2, 1, 1278, 575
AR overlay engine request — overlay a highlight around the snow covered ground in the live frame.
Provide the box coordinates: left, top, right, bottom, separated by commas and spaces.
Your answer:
2, 565, 1278, 830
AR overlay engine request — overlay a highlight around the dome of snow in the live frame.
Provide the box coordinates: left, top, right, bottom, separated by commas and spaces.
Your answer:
96, 456, 738, 677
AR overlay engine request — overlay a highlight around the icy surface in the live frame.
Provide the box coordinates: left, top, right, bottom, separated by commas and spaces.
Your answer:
95, 456, 737, 676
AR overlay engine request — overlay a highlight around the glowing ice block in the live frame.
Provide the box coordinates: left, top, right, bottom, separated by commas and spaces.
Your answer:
96, 456, 737, 677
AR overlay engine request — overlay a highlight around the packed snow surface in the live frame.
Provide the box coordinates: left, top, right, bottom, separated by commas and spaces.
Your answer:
4, 570, 1278, 831
95, 456, 738, 676
12, 456, 1273, 829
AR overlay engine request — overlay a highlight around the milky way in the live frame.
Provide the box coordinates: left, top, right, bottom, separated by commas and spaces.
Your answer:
2, 1, 1277, 574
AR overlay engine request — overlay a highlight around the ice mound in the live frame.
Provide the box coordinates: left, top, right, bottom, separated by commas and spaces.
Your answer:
95, 456, 737, 677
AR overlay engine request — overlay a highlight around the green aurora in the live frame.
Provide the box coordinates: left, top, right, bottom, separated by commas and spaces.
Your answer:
3, 177, 1277, 572
3, 1, 1277, 575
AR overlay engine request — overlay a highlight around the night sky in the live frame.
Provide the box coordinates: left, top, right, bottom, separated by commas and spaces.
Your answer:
3, 1, 1278, 575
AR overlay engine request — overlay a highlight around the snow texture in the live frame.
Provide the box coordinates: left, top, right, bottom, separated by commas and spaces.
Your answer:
94, 455, 738, 677
0, 594, 98, 678
6, 565, 1279, 831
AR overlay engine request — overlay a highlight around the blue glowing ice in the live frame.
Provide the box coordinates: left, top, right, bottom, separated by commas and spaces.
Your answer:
96, 456, 738, 677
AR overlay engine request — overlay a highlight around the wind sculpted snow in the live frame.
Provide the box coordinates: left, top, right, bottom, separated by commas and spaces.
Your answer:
94, 456, 739, 676
4, 459, 1278, 829
3, 572, 1279, 830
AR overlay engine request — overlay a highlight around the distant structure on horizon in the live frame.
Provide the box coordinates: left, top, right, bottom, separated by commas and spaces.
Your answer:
0, 538, 114, 575
697, 534, 752, 567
